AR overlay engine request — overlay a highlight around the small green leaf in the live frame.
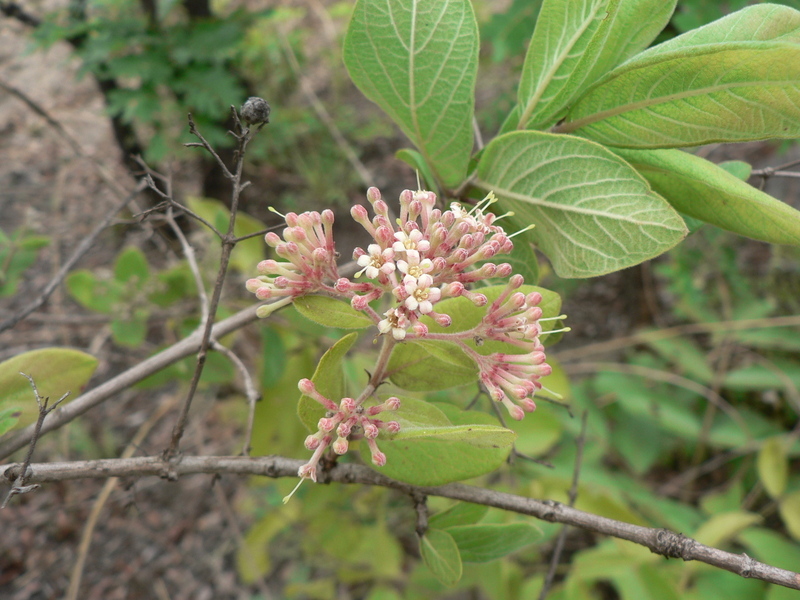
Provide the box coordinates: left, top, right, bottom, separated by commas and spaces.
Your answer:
110, 311, 149, 347
429, 502, 489, 530
297, 333, 359, 431
114, 246, 150, 284
447, 522, 541, 563
419, 529, 462, 586
476, 131, 687, 277
616, 149, 800, 246
293, 295, 374, 329
693, 511, 763, 549
778, 490, 800, 541
344, 0, 479, 187
65, 270, 118, 313
237, 507, 296, 583
260, 326, 287, 388
757, 436, 789, 499
0, 348, 98, 435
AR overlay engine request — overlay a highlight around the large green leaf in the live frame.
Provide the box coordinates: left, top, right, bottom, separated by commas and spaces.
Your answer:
559, 42, 800, 148
343, 0, 478, 187
373, 404, 512, 485
518, 0, 676, 129
476, 131, 687, 277
387, 340, 478, 391
0, 348, 98, 436
615, 148, 800, 246
297, 333, 359, 432
635, 3, 800, 61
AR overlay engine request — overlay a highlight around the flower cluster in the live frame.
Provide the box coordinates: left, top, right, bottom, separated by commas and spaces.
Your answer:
248, 187, 560, 483
297, 379, 400, 482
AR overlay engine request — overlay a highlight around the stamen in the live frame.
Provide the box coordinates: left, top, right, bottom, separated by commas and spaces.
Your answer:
282, 477, 307, 504
539, 315, 567, 322
508, 224, 536, 239
268, 206, 287, 219
545, 326, 572, 335
470, 191, 498, 215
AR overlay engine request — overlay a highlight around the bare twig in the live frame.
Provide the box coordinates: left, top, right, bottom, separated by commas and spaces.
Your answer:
165, 110, 263, 458
412, 492, 428, 537
4, 454, 800, 590
1, 374, 68, 508
0, 181, 146, 334
210, 340, 260, 456
538, 411, 588, 600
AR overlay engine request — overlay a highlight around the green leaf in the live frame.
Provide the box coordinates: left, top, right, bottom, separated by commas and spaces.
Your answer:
114, 246, 149, 284
373, 404, 512, 485
475, 131, 687, 277
518, 0, 614, 129
616, 149, 800, 246
260, 326, 287, 389
737, 527, 800, 572
65, 270, 118, 313
392, 421, 516, 447
429, 502, 489, 530
778, 490, 800, 541
111, 311, 149, 347
718, 160, 752, 181
560, 42, 800, 148
502, 236, 539, 286
637, 4, 800, 61
344, 0, 479, 187
0, 348, 98, 435
293, 295, 374, 329
297, 332, 359, 431
519, 0, 677, 129
419, 529, 462, 586
0, 407, 21, 437
693, 511, 762, 549
757, 436, 789, 499
447, 522, 541, 563
387, 340, 478, 391
237, 506, 296, 583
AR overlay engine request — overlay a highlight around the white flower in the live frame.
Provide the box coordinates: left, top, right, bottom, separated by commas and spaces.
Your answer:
377, 308, 408, 340
393, 229, 430, 255
355, 244, 395, 279
396, 251, 433, 281
403, 274, 441, 314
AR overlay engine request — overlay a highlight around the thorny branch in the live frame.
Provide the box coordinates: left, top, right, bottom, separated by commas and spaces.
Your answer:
3, 454, 800, 591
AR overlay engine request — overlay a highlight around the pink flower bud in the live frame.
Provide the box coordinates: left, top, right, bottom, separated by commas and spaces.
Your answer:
496, 263, 513, 277
363, 422, 379, 439
384, 421, 401, 433
305, 435, 321, 450
385, 397, 401, 410
433, 313, 452, 327
255, 287, 272, 300
371, 449, 387, 467
367, 187, 382, 204
340, 397, 356, 412
264, 232, 281, 246
318, 417, 335, 432
332, 437, 349, 454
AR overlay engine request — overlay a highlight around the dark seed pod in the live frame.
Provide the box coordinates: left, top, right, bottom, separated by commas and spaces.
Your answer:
240, 97, 270, 125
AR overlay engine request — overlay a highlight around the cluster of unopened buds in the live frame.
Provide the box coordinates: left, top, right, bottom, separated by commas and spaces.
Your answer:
247, 187, 565, 485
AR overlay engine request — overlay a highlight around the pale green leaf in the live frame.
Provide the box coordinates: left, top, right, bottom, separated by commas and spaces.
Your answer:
778, 490, 800, 541
694, 511, 763, 548
757, 436, 789, 498
616, 148, 800, 246
737, 527, 800, 573
114, 246, 149, 283
293, 295, 374, 329
387, 340, 478, 391
519, 0, 676, 129
518, 0, 612, 129
633, 4, 800, 61
344, 0, 478, 187
395, 148, 440, 195
429, 502, 489, 530
718, 160, 752, 181
447, 522, 541, 563
476, 131, 687, 277
297, 332, 359, 431
560, 42, 800, 148
392, 422, 516, 447
0, 348, 98, 435
420, 529, 462, 586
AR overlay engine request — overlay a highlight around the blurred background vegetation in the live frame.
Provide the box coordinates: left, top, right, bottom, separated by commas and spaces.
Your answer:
1, 0, 800, 598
